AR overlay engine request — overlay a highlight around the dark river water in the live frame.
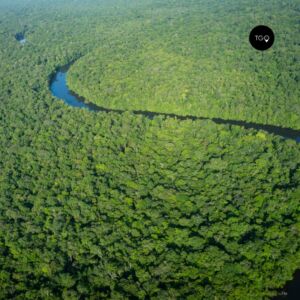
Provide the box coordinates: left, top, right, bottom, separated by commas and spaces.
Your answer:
50, 66, 300, 143
50, 66, 300, 299
15, 32, 26, 45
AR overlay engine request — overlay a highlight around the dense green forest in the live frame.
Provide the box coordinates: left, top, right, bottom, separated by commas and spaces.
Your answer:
0, 0, 300, 299
67, 0, 300, 129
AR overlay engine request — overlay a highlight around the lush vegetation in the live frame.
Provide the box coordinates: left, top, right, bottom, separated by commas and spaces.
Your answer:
0, 0, 299, 299
1, 111, 300, 299
68, 0, 300, 129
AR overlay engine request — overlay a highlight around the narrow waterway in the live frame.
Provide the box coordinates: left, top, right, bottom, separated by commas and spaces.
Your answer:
15, 32, 26, 45
50, 65, 300, 143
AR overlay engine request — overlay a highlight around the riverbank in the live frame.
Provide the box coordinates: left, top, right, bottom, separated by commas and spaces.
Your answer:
50, 64, 300, 143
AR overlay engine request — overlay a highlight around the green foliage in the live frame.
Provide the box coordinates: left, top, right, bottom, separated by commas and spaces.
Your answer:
0, 0, 299, 299
68, 0, 300, 129
1, 109, 300, 299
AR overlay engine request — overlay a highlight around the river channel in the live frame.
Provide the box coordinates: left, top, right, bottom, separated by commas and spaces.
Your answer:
50, 65, 300, 143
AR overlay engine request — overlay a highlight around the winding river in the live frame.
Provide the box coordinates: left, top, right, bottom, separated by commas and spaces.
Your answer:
50, 65, 300, 143
50, 65, 300, 298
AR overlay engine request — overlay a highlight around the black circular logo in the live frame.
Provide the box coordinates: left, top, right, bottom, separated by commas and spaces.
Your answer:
249, 25, 275, 51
